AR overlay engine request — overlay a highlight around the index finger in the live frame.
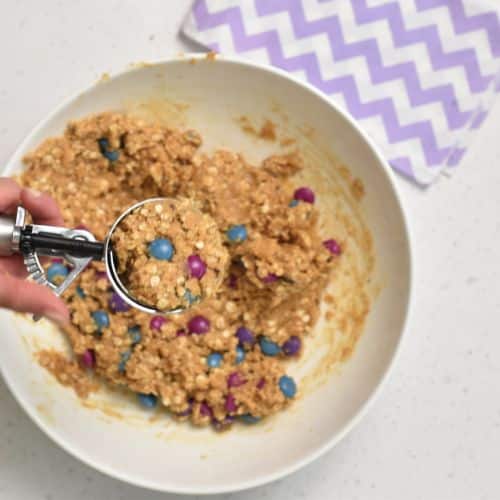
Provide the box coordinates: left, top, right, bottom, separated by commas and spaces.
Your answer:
21, 187, 64, 226
0, 177, 22, 213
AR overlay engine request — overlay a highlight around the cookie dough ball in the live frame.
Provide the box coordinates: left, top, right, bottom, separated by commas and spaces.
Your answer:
111, 198, 229, 311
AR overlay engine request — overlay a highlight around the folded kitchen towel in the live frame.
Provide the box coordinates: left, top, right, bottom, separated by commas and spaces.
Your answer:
182, 0, 500, 185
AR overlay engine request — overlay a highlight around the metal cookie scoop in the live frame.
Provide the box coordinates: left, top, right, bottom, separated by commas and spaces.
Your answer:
0, 198, 191, 316
104, 198, 188, 315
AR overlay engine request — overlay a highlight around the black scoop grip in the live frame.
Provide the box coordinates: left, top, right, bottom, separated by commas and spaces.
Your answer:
20, 227, 104, 260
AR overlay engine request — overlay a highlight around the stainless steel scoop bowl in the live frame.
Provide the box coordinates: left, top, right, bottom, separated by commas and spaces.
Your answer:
104, 197, 187, 315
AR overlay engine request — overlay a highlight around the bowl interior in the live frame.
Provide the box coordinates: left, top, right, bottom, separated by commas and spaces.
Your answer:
0, 56, 411, 494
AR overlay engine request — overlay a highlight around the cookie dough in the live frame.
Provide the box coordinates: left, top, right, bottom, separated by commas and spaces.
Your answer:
111, 198, 228, 311
20, 112, 342, 430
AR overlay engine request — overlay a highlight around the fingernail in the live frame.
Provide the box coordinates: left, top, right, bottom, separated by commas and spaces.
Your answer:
45, 311, 69, 326
26, 188, 42, 198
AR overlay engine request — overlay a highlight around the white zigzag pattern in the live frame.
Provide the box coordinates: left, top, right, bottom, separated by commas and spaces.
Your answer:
324, 0, 497, 66
330, 92, 432, 170
201, 0, 498, 90
187, 13, 433, 169
187, 8, 238, 51
462, 0, 499, 21
212, 1, 465, 150
190, 0, 500, 182
194, 2, 452, 168
403, 1, 498, 66
221, 0, 488, 116
306, 0, 499, 97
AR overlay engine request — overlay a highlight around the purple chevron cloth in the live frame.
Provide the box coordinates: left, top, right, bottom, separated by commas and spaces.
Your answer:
182, 0, 500, 185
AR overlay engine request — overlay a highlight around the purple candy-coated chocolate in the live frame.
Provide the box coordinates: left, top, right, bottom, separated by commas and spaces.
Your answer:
81, 349, 95, 369
262, 273, 278, 284
323, 239, 342, 256
50, 258, 64, 264
176, 329, 187, 337
109, 292, 130, 313
257, 378, 266, 390
200, 402, 213, 417
177, 400, 193, 417
212, 415, 235, 431
283, 335, 301, 356
294, 186, 315, 204
228, 274, 238, 289
187, 254, 207, 279
150, 315, 167, 331
236, 326, 254, 345
227, 371, 247, 388
188, 315, 210, 334
225, 393, 237, 412
95, 271, 108, 280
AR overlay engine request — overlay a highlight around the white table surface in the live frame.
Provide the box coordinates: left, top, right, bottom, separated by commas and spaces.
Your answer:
1, 1, 499, 499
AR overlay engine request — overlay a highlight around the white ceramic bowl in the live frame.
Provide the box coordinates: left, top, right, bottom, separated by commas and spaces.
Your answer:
0, 54, 412, 494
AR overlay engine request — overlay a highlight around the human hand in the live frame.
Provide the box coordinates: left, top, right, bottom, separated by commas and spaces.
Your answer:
0, 177, 69, 325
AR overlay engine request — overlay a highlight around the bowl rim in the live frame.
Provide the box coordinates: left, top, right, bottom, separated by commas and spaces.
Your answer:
0, 52, 414, 495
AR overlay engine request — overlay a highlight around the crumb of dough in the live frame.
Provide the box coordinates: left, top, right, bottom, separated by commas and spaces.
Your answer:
37, 350, 98, 398
258, 120, 277, 141
351, 178, 365, 201
280, 136, 296, 147
237, 116, 277, 141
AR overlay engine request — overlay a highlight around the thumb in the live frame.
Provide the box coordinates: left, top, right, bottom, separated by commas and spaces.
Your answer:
0, 272, 69, 326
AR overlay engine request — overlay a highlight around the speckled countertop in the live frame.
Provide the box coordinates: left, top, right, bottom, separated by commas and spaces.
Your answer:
1, 1, 499, 499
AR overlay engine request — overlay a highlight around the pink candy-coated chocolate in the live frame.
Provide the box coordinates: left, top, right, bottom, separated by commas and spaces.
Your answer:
200, 402, 213, 417
323, 238, 342, 256
80, 349, 95, 369
225, 393, 237, 412
293, 186, 315, 204
227, 371, 247, 388
188, 315, 210, 334
228, 274, 238, 289
187, 254, 207, 279
262, 273, 278, 284
150, 315, 167, 331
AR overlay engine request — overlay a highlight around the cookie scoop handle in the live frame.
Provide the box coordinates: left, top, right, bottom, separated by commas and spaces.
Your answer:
0, 209, 24, 256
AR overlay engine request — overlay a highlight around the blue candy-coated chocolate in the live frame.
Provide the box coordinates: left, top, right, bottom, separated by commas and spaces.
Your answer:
91, 310, 109, 333
137, 393, 158, 409
226, 224, 247, 243
47, 263, 69, 284
127, 326, 142, 345
279, 375, 297, 398
206, 352, 223, 368
235, 345, 245, 365
118, 350, 131, 373
240, 414, 261, 424
259, 336, 281, 356
148, 238, 174, 260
